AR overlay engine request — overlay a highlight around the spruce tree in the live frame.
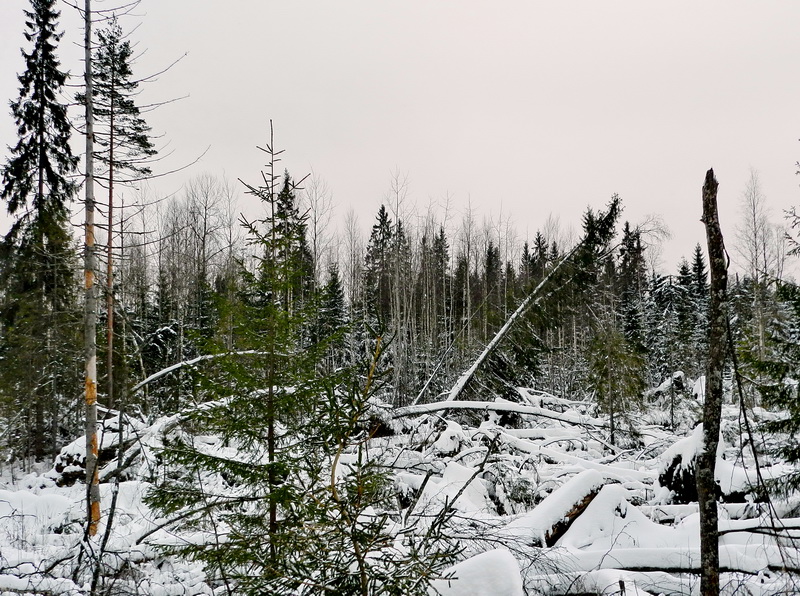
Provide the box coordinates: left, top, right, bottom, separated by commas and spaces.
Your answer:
148, 137, 449, 594
316, 262, 348, 372
0, 0, 80, 460
363, 204, 393, 325
750, 282, 800, 494
689, 243, 710, 375
617, 222, 647, 353
79, 16, 157, 409
2, 0, 77, 233
532, 231, 549, 280
88, 17, 156, 184
587, 313, 646, 446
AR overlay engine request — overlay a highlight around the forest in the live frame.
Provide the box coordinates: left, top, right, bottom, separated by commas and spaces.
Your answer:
2, 1, 800, 595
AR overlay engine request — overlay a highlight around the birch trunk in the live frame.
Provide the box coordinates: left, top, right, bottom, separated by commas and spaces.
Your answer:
83, 0, 100, 536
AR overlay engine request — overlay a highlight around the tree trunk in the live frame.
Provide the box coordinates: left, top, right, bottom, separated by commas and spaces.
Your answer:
698, 168, 726, 596
83, 0, 100, 537
442, 243, 579, 404
107, 78, 115, 410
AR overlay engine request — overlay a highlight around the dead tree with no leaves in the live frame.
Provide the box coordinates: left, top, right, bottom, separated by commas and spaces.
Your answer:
698, 168, 727, 596
82, 0, 100, 538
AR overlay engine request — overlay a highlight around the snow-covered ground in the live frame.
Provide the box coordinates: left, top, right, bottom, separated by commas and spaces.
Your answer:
1, 377, 799, 595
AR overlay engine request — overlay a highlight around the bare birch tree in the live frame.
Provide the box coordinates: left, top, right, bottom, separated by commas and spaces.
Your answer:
735, 168, 784, 358
302, 171, 335, 286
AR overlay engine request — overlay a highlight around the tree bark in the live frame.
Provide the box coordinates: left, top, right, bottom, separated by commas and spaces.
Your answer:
698, 168, 726, 596
106, 73, 115, 410
84, 0, 100, 537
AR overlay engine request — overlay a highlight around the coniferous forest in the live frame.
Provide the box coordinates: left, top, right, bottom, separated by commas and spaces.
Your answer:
3, 2, 800, 595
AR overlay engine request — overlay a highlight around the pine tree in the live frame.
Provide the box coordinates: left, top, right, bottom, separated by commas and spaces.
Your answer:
0, 0, 80, 460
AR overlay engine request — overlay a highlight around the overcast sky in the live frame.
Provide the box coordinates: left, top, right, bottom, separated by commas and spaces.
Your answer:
2, 1, 800, 272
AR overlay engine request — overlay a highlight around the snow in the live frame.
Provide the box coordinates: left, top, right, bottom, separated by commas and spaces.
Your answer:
504, 469, 605, 546
660, 423, 705, 468
2, 382, 800, 595
429, 549, 524, 596
416, 460, 494, 516
432, 420, 469, 456
693, 375, 706, 400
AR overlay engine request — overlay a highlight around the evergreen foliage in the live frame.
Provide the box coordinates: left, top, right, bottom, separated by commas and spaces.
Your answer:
587, 313, 646, 446
1, 0, 77, 236
82, 17, 157, 183
147, 151, 452, 593
0, 0, 80, 460
749, 282, 800, 494
363, 204, 393, 325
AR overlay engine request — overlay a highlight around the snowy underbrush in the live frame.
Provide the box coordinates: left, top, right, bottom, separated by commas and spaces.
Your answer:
1, 384, 800, 595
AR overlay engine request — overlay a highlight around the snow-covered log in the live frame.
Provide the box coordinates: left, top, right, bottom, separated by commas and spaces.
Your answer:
430, 549, 525, 596
393, 399, 607, 428
503, 469, 607, 547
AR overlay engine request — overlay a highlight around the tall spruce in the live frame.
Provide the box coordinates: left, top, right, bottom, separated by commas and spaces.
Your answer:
81, 16, 156, 410
750, 283, 800, 494
0, 0, 80, 461
617, 222, 647, 353
2, 0, 77, 232
147, 130, 450, 594
363, 204, 393, 325
316, 262, 347, 372
690, 243, 710, 374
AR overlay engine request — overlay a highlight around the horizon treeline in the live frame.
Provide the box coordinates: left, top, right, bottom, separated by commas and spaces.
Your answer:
1, 159, 791, 461
0, 0, 796, 464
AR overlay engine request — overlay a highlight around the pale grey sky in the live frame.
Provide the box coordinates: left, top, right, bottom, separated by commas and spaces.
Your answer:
2, 1, 800, 272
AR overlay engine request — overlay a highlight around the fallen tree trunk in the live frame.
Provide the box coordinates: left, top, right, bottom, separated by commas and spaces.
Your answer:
503, 470, 607, 547
441, 197, 621, 404
393, 399, 607, 427
548, 545, 800, 575
440, 243, 580, 404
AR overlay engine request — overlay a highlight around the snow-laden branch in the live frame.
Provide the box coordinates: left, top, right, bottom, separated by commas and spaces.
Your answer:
496, 430, 656, 483
393, 398, 607, 428
131, 350, 273, 393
